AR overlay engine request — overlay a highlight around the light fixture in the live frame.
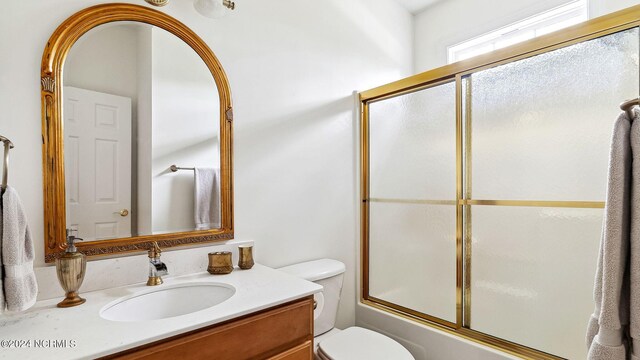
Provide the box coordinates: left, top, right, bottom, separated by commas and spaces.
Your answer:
194, 0, 235, 18
144, 0, 236, 19
145, 0, 169, 6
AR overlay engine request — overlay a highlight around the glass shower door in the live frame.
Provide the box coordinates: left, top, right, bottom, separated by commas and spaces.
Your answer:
464, 27, 639, 359
368, 81, 458, 325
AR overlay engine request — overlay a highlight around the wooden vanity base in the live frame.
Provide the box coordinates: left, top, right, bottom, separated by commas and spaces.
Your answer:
104, 296, 314, 360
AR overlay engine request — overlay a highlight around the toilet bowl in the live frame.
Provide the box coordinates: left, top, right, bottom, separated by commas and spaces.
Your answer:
278, 259, 414, 360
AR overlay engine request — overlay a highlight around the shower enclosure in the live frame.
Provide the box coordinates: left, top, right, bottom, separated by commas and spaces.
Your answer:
360, 7, 639, 360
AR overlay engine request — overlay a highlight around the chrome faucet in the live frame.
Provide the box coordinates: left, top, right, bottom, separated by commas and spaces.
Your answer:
147, 242, 168, 286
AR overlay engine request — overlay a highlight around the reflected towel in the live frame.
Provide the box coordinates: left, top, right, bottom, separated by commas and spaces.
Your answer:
194, 167, 220, 230
587, 110, 639, 359
1, 186, 37, 312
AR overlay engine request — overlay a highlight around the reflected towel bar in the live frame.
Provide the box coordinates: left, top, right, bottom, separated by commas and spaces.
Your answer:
621, 98, 640, 119
170, 165, 195, 172
1, 135, 14, 193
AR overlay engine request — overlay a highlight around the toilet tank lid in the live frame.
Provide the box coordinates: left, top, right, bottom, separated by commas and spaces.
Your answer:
278, 259, 346, 281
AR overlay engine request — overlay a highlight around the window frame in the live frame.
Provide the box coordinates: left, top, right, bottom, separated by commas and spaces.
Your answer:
447, 0, 589, 64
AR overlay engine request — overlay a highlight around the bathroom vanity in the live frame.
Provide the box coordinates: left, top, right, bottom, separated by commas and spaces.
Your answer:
0, 265, 321, 360
107, 296, 314, 359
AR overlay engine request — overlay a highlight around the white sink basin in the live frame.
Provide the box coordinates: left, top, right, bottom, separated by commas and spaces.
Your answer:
100, 282, 235, 322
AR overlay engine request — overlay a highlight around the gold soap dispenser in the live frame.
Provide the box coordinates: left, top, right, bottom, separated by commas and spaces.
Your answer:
55, 230, 87, 308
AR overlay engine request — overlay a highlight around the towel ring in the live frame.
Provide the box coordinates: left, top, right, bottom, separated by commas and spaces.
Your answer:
620, 98, 640, 120
1, 135, 14, 193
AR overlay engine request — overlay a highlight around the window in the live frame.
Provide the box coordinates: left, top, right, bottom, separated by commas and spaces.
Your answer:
447, 0, 588, 64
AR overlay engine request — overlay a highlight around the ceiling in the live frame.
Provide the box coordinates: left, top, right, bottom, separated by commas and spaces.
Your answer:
393, 0, 443, 14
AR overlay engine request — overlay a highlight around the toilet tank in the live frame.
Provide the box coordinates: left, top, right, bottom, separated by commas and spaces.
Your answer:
278, 259, 346, 336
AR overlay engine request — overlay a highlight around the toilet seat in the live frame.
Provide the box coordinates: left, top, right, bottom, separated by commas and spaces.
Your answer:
316, 326, 414, 360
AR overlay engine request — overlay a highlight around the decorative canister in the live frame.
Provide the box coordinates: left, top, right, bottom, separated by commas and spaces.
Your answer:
208, 251, 233, 274
238, 245, 254, 270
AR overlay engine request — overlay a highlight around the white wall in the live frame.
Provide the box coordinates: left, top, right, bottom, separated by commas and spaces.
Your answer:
413, 0, 640, 72
196, 0, 413, 328
0, 0, 412, 331
590, 0, 640, 20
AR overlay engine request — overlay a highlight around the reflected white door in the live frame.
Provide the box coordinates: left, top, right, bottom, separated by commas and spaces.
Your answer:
64, 86, 132, 241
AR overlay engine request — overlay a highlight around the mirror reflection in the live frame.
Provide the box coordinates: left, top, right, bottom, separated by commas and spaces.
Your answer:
63, 22, 221, 241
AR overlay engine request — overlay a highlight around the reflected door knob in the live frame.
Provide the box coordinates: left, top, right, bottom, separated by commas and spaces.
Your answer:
115, 209, 129, 217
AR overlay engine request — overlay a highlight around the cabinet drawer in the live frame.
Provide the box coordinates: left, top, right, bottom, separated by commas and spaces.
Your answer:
108, 296, 314, 360
268, 341, 313, 360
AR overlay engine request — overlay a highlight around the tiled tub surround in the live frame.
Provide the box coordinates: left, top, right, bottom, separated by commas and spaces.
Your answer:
0, 263, 321, 359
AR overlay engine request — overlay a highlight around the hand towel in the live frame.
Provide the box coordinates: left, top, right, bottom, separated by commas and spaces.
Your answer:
0, 189, 4, 311
587, 110, 637, 359
194, 167, 221, 230
630, 108, 640, 359
1, 186, 37, 312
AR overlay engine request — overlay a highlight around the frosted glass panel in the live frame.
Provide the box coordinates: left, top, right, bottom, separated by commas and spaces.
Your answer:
470, 206, 602, 359
369, 202, 456, 323
469, 28, 639, 201
369, 82, 456, 200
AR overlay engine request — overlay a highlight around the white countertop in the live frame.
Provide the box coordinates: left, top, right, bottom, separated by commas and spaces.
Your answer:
0, 264, 322, 360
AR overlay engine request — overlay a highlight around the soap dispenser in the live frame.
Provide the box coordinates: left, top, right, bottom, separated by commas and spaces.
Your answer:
55, 229, 87, 308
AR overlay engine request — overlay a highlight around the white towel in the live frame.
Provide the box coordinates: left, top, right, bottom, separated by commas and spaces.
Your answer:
194, 168, 221, 230
587, 109, 639, 359
1, 186, 37, 312
0, 190, 4, 311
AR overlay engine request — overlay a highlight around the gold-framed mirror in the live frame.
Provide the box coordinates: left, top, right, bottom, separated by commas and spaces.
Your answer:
41, 4, 234, 263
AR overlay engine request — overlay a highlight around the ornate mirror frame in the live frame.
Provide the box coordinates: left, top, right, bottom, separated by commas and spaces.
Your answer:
41, 3, 234, 263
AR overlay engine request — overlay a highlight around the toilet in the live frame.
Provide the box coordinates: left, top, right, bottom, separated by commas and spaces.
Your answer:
278, 259, 414, 360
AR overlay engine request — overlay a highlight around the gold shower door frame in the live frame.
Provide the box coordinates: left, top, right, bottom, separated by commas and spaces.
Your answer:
359, 6, 640, 360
